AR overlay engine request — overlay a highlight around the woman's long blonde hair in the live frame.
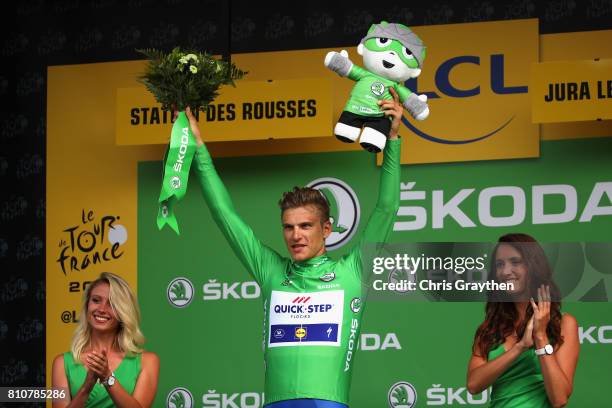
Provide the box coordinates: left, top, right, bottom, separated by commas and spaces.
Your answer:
71, 272, 145, 361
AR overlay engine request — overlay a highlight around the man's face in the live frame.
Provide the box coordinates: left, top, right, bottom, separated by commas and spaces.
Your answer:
282, 205, 332, 262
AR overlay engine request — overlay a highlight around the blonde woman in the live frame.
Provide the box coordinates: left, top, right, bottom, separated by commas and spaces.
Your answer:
52, 272, 159, 407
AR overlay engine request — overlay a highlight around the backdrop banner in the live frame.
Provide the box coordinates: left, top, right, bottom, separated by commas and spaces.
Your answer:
139, 137, 612, 408
531, 58, 612, 123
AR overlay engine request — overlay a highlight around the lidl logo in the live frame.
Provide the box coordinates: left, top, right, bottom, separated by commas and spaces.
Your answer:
308, 177, 360, 250
295, 327, 307, 339
167, 387, 193, 408
167, 277, 194, 308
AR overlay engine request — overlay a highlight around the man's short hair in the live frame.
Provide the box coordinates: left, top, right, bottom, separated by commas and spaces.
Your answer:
279, 187, 330, 224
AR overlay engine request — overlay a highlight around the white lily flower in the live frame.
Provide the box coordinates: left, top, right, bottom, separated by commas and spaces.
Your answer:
189, 65, 198, 74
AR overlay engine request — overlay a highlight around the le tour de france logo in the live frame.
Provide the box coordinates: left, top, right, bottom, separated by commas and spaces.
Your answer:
307, 177, 360, 251
167, 277, 195, 308
167, 387, 194, 408
56, 209, 127, 275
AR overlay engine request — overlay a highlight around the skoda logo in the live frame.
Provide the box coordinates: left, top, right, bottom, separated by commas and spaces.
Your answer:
307, 178, 360, 251
388, 381, 417, 408
161, 204, 169, 218
371, 81, 385, 96
167, 277, 194, 308
170, 176, 181, 189
350, 297, 362, 313
388, 268, 414, 293
167, 387, 193, 408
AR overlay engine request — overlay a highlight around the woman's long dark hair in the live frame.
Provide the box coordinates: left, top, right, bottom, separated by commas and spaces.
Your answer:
473, 233, 563, 358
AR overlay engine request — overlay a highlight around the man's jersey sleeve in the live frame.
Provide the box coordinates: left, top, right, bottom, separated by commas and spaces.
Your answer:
344, 138, 401, 277
193, 144, 284, 285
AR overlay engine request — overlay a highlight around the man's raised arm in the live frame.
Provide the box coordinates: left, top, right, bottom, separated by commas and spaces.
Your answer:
361, 87, 402, 244
186, 108, 283, 285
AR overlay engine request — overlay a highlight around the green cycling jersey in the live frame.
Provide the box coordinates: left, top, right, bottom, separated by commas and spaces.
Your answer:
194, 140, 400, 405
344, 65, 413, 117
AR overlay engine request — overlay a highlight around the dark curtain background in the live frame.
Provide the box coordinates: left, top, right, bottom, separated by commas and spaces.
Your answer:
0, 0, 609, 404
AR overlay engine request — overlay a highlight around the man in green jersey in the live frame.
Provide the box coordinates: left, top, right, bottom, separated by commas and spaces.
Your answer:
187, 87, 403, 407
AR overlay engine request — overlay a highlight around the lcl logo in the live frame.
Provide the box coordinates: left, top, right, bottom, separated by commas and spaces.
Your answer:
403, 54, 527, 144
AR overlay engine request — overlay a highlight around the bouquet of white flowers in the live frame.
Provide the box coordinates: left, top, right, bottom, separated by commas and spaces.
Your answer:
138, 47, 245, 111
137, 48, 246, 234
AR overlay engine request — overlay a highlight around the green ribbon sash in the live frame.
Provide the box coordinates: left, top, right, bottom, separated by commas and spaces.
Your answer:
157, 111, 196, 234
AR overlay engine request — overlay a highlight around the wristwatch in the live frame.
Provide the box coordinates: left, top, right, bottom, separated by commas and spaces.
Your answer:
102, 372, 116, 387
535, 344, 554, 356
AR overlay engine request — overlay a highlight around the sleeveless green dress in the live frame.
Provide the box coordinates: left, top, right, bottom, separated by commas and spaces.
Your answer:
64, 352, 141, 407
488, 345, 551, 407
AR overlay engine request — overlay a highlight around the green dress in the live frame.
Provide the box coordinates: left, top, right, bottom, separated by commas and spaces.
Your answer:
64, 352, 141, 407
488, 345, 552, 407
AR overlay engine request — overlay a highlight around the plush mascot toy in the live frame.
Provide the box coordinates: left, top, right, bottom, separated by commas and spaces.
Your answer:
325, 21, 429, 152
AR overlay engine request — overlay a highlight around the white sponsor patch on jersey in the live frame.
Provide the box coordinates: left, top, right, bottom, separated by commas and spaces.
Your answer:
268, 290, 344, 347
